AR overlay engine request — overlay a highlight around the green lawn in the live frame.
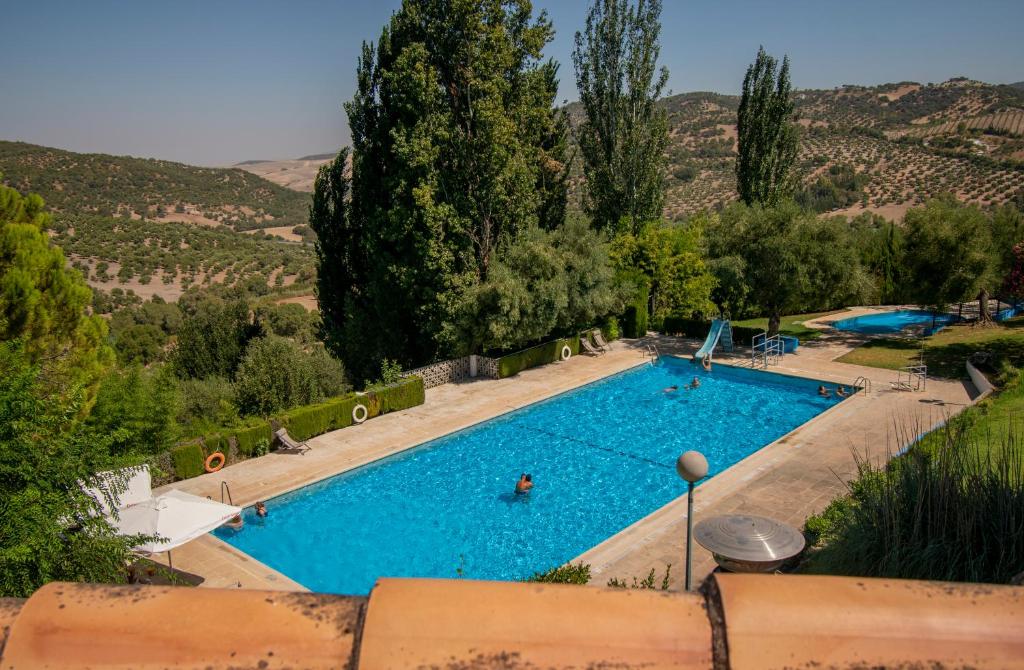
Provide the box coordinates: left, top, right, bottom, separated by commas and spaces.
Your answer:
837, 317, 1024, 379
732, 310, 843, 340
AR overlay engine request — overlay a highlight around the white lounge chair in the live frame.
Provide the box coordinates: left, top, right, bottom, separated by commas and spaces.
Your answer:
274, 428, 310, 454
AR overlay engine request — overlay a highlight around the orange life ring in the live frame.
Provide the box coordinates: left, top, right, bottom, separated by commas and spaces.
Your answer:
204, 451, 226, 473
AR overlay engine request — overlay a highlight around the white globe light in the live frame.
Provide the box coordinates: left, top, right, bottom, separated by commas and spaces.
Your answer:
676, 450, 708, 483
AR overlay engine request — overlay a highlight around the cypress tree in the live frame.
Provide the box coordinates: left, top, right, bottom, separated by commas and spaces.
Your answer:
572, 0, 669, 235
735, 46, 798, 206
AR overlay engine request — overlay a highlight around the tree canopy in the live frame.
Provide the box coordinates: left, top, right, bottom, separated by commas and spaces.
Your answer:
735, 47, 798, 207
572, 0, 669, 235
0, 182, 113, 398
317, 0, 573, 381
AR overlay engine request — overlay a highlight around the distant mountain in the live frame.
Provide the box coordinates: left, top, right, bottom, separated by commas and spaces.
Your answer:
1010, 81, 1024, 91
297, 153, 337, 161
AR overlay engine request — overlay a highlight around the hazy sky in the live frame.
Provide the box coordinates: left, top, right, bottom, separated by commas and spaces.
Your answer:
3, 1, 1022, 166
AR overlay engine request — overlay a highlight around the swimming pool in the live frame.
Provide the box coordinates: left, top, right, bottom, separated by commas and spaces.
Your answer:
215, 358, 843, 594
832, 309, 958, 335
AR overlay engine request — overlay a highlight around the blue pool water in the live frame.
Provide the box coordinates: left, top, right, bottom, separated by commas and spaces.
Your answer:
215, 358, 842, 594
832, 309, 958, 335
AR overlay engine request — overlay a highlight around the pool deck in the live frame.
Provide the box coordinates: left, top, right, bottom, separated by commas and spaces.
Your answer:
155, 306, 977, 591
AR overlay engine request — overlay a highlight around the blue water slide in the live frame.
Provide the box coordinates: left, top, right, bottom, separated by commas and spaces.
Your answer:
694, 319, 726, 360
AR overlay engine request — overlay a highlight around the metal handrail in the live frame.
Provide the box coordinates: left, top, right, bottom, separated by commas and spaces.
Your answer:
220, 481, 235, 506
853, 376, 871, 395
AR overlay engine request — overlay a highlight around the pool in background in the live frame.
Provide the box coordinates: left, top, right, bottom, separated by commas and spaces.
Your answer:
216, 358, 844, 594
832, 309, 958, 335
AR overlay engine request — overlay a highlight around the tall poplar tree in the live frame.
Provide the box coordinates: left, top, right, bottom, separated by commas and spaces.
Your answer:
735, 47, 798, 206
572, 0, 669, 235
316, 0, 568, 382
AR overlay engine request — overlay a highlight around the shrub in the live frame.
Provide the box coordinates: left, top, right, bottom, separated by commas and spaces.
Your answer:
279, 394, 362, 441
802, 421, 1024, 584
234, 336, 347, 416
177, 376, 237, 427
232, 421, 273, 457
526, 562, 592, 584
202, 433, 228, 455
170, 442, 205, 480
600, 315, 620, 341
621, 283, 649, 338
497, 337, 580, 378
86, 365, 180, 457
607, 565, 672, 590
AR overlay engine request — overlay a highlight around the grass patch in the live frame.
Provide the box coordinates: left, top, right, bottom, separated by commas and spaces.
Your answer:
731, 310, 842, 340
837, 316, 1024, 379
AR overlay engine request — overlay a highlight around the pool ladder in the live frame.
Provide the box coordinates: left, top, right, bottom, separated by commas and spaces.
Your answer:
853, 376, 871, 396
210, 482, 245, 530
644, 343, 660, 362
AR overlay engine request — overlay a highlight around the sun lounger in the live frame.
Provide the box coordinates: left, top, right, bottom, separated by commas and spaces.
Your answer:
580, 337, 604, 356
274, 428, 310, 454
591, 329, 612, 352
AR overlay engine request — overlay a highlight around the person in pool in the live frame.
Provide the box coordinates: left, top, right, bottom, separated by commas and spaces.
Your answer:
818, 385, 831, 398
663, 384, 679, 393
687, 377, 701, 390
836, 385, 850, 398
515, 473, 534, 495
255, 501, 268, 518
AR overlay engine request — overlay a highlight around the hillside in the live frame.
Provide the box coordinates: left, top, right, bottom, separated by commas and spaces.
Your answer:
567, 78, 1024, 220
0, 141, 316, 303
0, 140, 310, 230
239, 79, 1024, 221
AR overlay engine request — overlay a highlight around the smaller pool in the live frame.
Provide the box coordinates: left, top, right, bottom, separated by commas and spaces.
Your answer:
832, 309, 958, 335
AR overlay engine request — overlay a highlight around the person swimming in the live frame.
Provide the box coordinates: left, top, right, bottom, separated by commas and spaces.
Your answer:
663, 384, 679, 393
255, 501, 268, 518
818, 385, 831, 398
836, 385, 849, 398
514, 473, 534, 495
687, 376, 701, 390
701, 354, 712, 372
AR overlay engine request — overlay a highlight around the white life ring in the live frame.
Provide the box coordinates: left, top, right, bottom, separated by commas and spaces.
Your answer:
560, 344, 572, 361
352, 403, 368, 424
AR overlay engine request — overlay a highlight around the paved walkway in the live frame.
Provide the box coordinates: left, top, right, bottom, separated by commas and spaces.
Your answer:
156, 308, 977, 591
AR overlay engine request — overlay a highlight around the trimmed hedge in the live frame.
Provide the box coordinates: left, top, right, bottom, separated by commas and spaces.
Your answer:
498, 337, 580, 378
203, 433, 228, 455
622, 284, 649, 338
171, 442, 206, 480
233, 422, 272, 457
277, 376, 425, 442
373, 376, 426, 414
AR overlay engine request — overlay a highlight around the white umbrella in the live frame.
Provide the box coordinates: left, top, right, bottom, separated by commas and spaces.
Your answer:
108, 489, 242, 566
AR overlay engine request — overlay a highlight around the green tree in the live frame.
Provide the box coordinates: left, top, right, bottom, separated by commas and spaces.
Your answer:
0, 341, 141, 597
735, 47, 798, 206
0, 182, 113, 397
308, 149, 357, 361
902, 198, 994, 320
321, 0, 568, 381
609, 219, 716, 324
572, 0, 669, 234
85, 365, 180, 457
171, 299, 260, 380
233, 336, 347, 416
707, 201, 868, 334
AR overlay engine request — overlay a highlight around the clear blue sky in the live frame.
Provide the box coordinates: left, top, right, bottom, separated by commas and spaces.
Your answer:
2, 0, 1022, 166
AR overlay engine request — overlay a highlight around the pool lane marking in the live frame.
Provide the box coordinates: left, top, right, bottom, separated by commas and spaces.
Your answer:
515, 423, 673, 471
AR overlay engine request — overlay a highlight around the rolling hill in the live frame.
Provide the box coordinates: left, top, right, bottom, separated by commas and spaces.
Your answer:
237, 78, 1024, 221
0, 140, 316, 303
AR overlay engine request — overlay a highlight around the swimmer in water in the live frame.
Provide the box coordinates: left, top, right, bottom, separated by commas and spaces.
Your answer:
514, 473, 534, 495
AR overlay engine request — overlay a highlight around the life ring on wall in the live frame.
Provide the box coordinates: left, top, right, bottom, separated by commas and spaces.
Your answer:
204, 452, 226, 473
352, 403, 369, 424
560, 344, 572, 361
